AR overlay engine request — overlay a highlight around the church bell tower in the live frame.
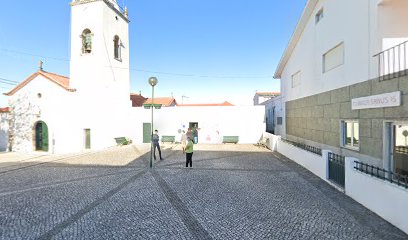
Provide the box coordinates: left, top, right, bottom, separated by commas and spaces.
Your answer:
69, 0, 131, 150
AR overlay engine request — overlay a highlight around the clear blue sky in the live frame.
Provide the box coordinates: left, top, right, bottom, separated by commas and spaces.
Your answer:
0, 0, 307, 107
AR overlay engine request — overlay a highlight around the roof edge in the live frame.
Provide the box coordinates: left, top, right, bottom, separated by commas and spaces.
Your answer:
273, 0, 318, 79
4, 70, 75, 96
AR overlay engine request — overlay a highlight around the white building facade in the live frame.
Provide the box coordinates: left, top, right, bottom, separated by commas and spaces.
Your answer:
274, 0, 408, 173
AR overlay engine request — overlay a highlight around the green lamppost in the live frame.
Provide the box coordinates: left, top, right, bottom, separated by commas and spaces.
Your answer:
148, 77, 158, 168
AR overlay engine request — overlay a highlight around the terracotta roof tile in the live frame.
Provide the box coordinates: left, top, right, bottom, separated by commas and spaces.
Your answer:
4, 70, 75, 96
130, 93, 148, 107
0, 107, 9, 113
144, 97, 177, 107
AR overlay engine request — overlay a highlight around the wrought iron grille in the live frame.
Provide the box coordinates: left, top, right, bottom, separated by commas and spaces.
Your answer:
280, 139, 322, 156
328, 152, 345, 187
374, 40, 408, 81
354, 161, 408, 189
394, 146, 408, 155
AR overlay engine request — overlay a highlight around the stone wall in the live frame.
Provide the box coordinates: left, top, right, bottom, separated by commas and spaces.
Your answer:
286, 73, 408, 163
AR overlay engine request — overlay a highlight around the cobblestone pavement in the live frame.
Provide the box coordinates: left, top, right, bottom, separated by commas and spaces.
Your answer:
0, 144, 406, 240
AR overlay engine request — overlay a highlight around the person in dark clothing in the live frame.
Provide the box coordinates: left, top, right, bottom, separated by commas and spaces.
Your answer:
152, 130, 163, 160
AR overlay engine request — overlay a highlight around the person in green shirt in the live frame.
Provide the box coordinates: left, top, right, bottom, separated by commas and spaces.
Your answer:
185, 137, 194, 167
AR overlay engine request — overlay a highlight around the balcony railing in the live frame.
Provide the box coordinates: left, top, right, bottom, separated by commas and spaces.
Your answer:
374, 40, 408, 81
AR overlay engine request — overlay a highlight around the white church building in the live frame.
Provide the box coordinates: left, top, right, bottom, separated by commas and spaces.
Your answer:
1, 0, 265, 154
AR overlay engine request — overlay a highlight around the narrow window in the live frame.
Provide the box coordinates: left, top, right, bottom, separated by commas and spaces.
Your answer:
82, 29, 93, 54
114, 35, 121, 60
323, 42, 344, 73
315, 8, 324, 24
342, 120, 359, 150
291, 71, 301, 88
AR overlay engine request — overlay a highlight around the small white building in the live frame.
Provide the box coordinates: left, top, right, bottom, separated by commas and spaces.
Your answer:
263, 96, 284, 136
274, 0, 408, 173
253, 92, 280, 105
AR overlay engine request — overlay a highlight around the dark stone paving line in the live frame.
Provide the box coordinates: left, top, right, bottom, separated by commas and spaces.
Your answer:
158, 152, 255, 168
1, 155, 49, 167
0, 168, 144, 197
151, 170, 213, 240
156, 166, 292, 174
0, 152, 98, 176
37, 169, 147, 240
271, 152, 408, 240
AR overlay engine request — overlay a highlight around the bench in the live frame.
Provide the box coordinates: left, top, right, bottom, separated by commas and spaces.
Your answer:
161, 135, 175, 143
223, 136, 239, 144
114, 137, 131, 146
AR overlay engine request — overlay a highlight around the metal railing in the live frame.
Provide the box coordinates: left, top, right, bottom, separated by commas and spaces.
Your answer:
395, 146, 408, 155
328, 152, 345, 187
354, 161, 408, 189
280, 139, 322, 156
374, 40, 408, 81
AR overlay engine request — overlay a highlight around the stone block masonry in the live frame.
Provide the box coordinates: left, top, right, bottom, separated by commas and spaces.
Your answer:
286, 74, 408, 164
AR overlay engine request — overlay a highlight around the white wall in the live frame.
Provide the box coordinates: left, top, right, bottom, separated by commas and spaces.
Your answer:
345, 157, 408, 235
277, 140, 327, 180
127, 106, 266, 144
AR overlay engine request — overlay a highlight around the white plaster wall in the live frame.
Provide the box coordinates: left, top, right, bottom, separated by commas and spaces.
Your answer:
127, 106, 265, 144
378, 0, 408, 41
262, 132, 280, 151
280, 0, 408, 103
0, 112, 8, 151
345, 157, 408, 235
277, 140, 326, 180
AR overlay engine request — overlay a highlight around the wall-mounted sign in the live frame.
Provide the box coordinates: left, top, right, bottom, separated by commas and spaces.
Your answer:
351, 91, 401, 110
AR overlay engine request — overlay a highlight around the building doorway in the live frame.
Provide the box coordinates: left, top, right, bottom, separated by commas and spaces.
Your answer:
34, 121, 49, 152
189, 122, 198, 143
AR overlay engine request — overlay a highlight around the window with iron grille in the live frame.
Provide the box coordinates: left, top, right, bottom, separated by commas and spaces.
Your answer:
341, 120, 359, 150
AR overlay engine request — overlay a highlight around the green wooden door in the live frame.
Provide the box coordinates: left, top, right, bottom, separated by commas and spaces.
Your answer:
35, 121, 49, 151
84, 129, 91, 149
143, 123, 151, 143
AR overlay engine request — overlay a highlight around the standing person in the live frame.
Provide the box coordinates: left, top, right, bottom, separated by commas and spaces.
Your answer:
181, 130, 187, 153
193, 124, 198, 144
185, 137, 194, 168
152, 130, 163, 160
186, 128, 193, 140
